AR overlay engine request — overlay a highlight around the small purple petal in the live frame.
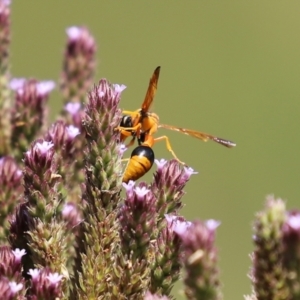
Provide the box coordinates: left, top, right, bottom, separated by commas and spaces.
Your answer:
114, 84, 127, 94
62, 203, 74, 216
16, 169, 22, 178
183, 166, 198, 179
98, 90, 105, 98
122, 180, 135, 192
174, 221, 192, 236
286, 215, 300, 230
36, 81, 55, 96
9, 78, 26, 91
166, 215, 192, 235
122, 181, 136, 199
155, 159, 167, 170
12, 248, 26, 260
66, 125, 80, 138
28, 268, 40, 279
119, 144, 127, 155
134, 186, 149, 198
64, 102, 81, 115
35, 141, 54, 154
9, 281, 23, 293
66, 26, 81, 40
46, 272, 63, 285
2, 0, 11, 6
165, 214, 178, 224
205, 219, 221, 231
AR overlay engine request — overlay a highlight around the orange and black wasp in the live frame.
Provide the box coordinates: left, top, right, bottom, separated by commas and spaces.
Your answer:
118, 66, 236, 183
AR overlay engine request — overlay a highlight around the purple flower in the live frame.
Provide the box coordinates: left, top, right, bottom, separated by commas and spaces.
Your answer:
66, 26, 81, 40
12, 248, 26, 261
183, 166, 198, 180
205, 219, 221, 232
33, 141, 54, 155
173, 219, 192, 235
9, 281, 23, 294
62, 202, 82, 228
62, 203, 74, 216
286, 213, 300, 231
154, 159, 167, 170
28, 268, 40, 279
0, 156, 23, 186
1, 0, 11, 7
46, 272, 63, 285
113, 84, 127, 96
122, 180, 135, 192
66, 125, 80, 139
181, 220, 221, 299
134, 186, 149, 199
10, 78, 55, 96
144, 292, 171, 300
36, 80, 55, 96
118, 144, 127, 155
119, 182, 157, 257
64, 102, 81, 115
9, 78, 26, 91
165, 214, 191, 236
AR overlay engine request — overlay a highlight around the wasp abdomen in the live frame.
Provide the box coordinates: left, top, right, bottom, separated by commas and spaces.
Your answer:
122, 145, 155, 183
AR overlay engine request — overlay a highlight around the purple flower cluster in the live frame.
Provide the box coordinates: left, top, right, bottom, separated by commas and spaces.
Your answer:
0, 2, 300, 300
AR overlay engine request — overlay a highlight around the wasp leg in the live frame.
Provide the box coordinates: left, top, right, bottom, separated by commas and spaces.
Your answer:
125, 137, 136, 148
116, 129, 132, 136
115, 123, 142, 133
121, 158, 130, 162
145, 135, 186, 165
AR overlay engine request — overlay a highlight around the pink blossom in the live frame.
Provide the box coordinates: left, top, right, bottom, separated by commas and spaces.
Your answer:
122, 180, 135, 192
36, 81, 55, 96
118, 144, 127, 155
154, 159, 167, 170
165, 214, 191, 235
46, 272, 63, 285
35, 141, 54, 155
12, 248, 26, 261
205, 219, 221, 231
9, 78, 26, 91
9, 281, 23, 293
66, 26, 81, 40
28, 268, 40, 279
286, 214, 300, 230
114, 84, 127, 94
66, 125, 80, 138
134, 186, 149, 198
62, 203, 75, 216
64, 102, 81, 115
183, 166, 198, 179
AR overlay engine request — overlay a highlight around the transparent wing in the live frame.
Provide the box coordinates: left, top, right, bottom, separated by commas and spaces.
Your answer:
141, 66, 161, 112
159, 124, 236, 148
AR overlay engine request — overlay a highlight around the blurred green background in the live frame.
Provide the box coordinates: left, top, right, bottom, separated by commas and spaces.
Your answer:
10, 1, 300, 299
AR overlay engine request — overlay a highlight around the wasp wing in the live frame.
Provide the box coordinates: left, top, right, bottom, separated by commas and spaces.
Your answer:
158, 124, 236, 148
141, 66, 161, 113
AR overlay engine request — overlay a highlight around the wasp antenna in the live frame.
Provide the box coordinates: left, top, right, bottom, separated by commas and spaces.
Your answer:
213, 137, 236, 148
155, 66, 161, 74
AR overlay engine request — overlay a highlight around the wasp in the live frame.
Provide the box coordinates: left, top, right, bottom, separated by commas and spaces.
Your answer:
119, 66, 236, 182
